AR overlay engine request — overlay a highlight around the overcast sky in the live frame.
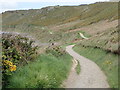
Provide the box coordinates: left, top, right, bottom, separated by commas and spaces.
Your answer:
0, 0, 116, 13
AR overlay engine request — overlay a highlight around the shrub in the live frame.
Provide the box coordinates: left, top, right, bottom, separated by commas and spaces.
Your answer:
46, 46, 66, 57
2, 33, 38, 87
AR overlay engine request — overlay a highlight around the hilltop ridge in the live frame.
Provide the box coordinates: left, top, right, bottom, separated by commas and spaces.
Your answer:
2, 2, 118, 26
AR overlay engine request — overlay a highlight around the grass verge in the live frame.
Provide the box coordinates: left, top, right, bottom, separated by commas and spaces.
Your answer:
6, 53, 72, 88
73, 46, 118, 88
75, 60, 80, 75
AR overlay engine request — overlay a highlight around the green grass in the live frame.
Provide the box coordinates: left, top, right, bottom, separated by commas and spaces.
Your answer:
7, 53, 72, 88
61, 43, 76, 49
73, 46, 118, 88
75, 60, 80, 75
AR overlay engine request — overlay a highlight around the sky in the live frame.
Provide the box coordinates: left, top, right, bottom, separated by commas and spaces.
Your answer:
0, 0, 117, 13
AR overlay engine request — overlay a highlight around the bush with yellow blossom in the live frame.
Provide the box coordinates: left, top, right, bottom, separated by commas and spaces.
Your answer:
2, 60, 17, 72
2, 33, 38, 88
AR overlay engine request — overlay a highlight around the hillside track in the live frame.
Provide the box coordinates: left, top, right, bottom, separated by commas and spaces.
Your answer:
64, 45, 109, 88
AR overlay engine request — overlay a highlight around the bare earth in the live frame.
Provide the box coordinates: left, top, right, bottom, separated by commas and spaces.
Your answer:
64, 45, 110, 88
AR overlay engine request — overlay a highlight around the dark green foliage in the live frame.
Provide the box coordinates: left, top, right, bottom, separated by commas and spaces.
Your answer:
2, 33, 38, 88
46, 46, 66, 58
2, 33, 38, 65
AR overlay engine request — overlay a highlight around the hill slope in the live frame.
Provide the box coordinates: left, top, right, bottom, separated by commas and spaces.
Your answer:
2, 2, 118, 26
1, 2, 119, 53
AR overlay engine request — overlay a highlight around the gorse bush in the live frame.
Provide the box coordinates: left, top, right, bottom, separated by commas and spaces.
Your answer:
2, 33, 38, 87
46, 46, 66, 57
2, 60, 16, 72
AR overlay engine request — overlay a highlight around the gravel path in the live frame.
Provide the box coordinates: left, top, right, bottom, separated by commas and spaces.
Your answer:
64, 45, 110, 88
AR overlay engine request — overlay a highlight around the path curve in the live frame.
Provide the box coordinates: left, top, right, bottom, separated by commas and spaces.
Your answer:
79, 33, 89, 39
64, 45, 109, 88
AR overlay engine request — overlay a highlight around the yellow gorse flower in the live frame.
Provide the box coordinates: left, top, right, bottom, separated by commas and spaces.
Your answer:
3, 60, 17, 71
3, 60, 13, 66
9, 65, 16, 71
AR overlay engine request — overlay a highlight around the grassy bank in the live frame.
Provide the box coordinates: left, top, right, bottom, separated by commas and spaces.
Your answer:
79, 27, 118, 54
6, 53, 72, 88
75, 60, 80, 75
73, 46, 118, 88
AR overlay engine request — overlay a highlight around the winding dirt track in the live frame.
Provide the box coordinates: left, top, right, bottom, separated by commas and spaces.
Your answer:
64, 45, 110, 88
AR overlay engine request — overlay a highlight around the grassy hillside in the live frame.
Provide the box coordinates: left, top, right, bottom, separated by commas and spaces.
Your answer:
79, 27, 119, 54
2, 2, 118, 45
2, 2, 118, 27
